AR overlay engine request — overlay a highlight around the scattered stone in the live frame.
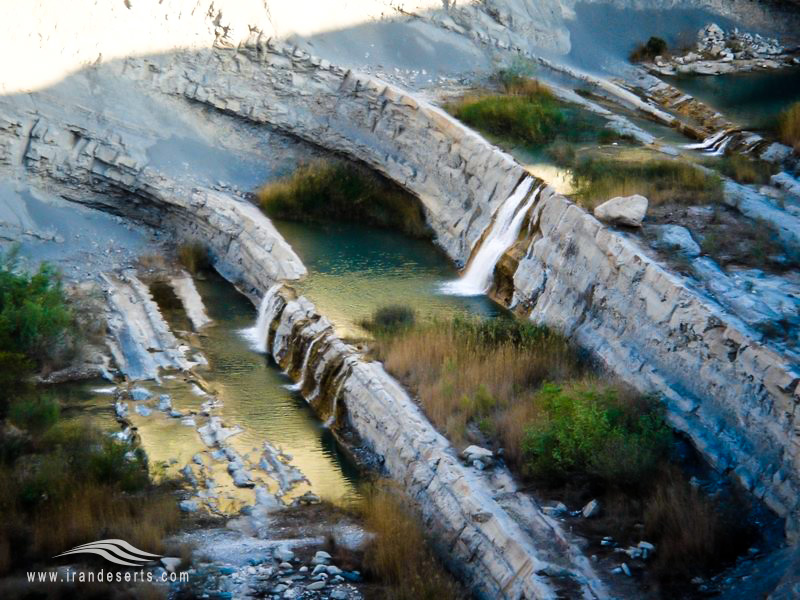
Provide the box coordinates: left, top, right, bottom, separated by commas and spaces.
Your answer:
312, 550, 332, 565
157, 394, 172, 411
161, 557, 181, 573
130, 387, 151, 401
652, 225, 701, 257
327, 565, 343, 576
312, 564, 327, 576
307, 580, 326, 591
638, 541, 655, 553
181, 417, 197, 427
543, 502, 568, 517
331, 590, 348, 600
274, 547, 295, 563
621, 562, 632, 577
134, 404, 152, 417
179, 500, 199, 513
295, 491, 321, 505
279, 562, 293, 570
114, 401, 129, 419
582, 499, 601, 519
593, 195, 648, 227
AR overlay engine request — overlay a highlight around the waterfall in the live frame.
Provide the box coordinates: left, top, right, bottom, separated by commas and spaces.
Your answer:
288, 330, 328, 392
683, 130, 732, 155
241, 284, 282, 353
441, 178, 538, 296
323, 365, 349, 429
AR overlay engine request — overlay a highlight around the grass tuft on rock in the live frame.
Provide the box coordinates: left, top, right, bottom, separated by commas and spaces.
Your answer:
257, 160, 431, 238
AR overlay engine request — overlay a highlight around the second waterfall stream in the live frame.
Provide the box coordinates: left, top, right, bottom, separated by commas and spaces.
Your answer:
442, 177, 539, 296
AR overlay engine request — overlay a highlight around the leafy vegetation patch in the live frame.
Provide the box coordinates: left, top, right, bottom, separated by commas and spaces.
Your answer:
630, 37, 668, 63
571, 156, 723, 209
0, 253, 181, 586
257, 160, 431, 238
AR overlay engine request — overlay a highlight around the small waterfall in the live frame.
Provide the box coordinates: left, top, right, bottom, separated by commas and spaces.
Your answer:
683, 130, 732, 155
323, 365, 349, 429
288, 330, 328, 393
241, 284, 282, 353
442, 178, 538, 296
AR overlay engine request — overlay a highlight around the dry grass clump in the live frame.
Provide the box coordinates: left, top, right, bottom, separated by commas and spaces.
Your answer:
779, 101, 800, 152
643, 466, 755, 581
357, 482, 463, 600
713, 154, 776, 185
373, 315, 581, 452
257, 160, 431, 238
177, 241, 211, 275
572, 157, 723, 209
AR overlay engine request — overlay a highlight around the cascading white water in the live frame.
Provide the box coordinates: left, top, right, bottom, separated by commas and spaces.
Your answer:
288, 330, 328, 392
240, 284, 282, 353
441, 178, 539, 296
683, 130, 732, 156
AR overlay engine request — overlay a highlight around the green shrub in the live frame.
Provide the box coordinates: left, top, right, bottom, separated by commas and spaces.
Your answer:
449, 91, 566, 146
258, 160, 431, 238
0, 249, 72, 364
779, 101, 800, 152
522, 382, 670, 486
88, 439, 149, 492
630, 36, 668, 62
362, 305, 416, 334
8, 394, 59, 434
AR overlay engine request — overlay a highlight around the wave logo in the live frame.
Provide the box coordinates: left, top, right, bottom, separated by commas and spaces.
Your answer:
53, 539, 162, 567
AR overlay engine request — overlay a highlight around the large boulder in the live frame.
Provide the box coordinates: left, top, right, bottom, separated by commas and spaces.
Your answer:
593, 195, 648, 227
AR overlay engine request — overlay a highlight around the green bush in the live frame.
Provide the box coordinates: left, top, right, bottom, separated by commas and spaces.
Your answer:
522, 382, 670, 485
8, 394, 59, 434
88, 439, 149, 493
0, 249, 72, 364
630, 36, 668, 62
362, 305, 417, 334
258, 160, 431, 238
449, 92, 566, 146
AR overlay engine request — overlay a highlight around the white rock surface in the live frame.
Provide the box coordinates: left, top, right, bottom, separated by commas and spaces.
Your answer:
593, 195, 648, 227
652, 224, 701, 257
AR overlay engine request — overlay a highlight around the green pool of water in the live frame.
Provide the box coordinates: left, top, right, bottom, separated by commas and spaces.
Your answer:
274, 220, 504, 337
665, 67, 800, 131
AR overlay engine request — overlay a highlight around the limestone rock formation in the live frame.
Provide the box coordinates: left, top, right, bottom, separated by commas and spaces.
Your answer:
593, 194, 649, 227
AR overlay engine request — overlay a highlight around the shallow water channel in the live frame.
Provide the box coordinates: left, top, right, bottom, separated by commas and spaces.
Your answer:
665, 67, 800, 131
64, 218, 504, 518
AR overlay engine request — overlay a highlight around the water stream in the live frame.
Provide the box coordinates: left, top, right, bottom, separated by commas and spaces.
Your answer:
442, 177, 538, 296
665, 67, 800, 131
